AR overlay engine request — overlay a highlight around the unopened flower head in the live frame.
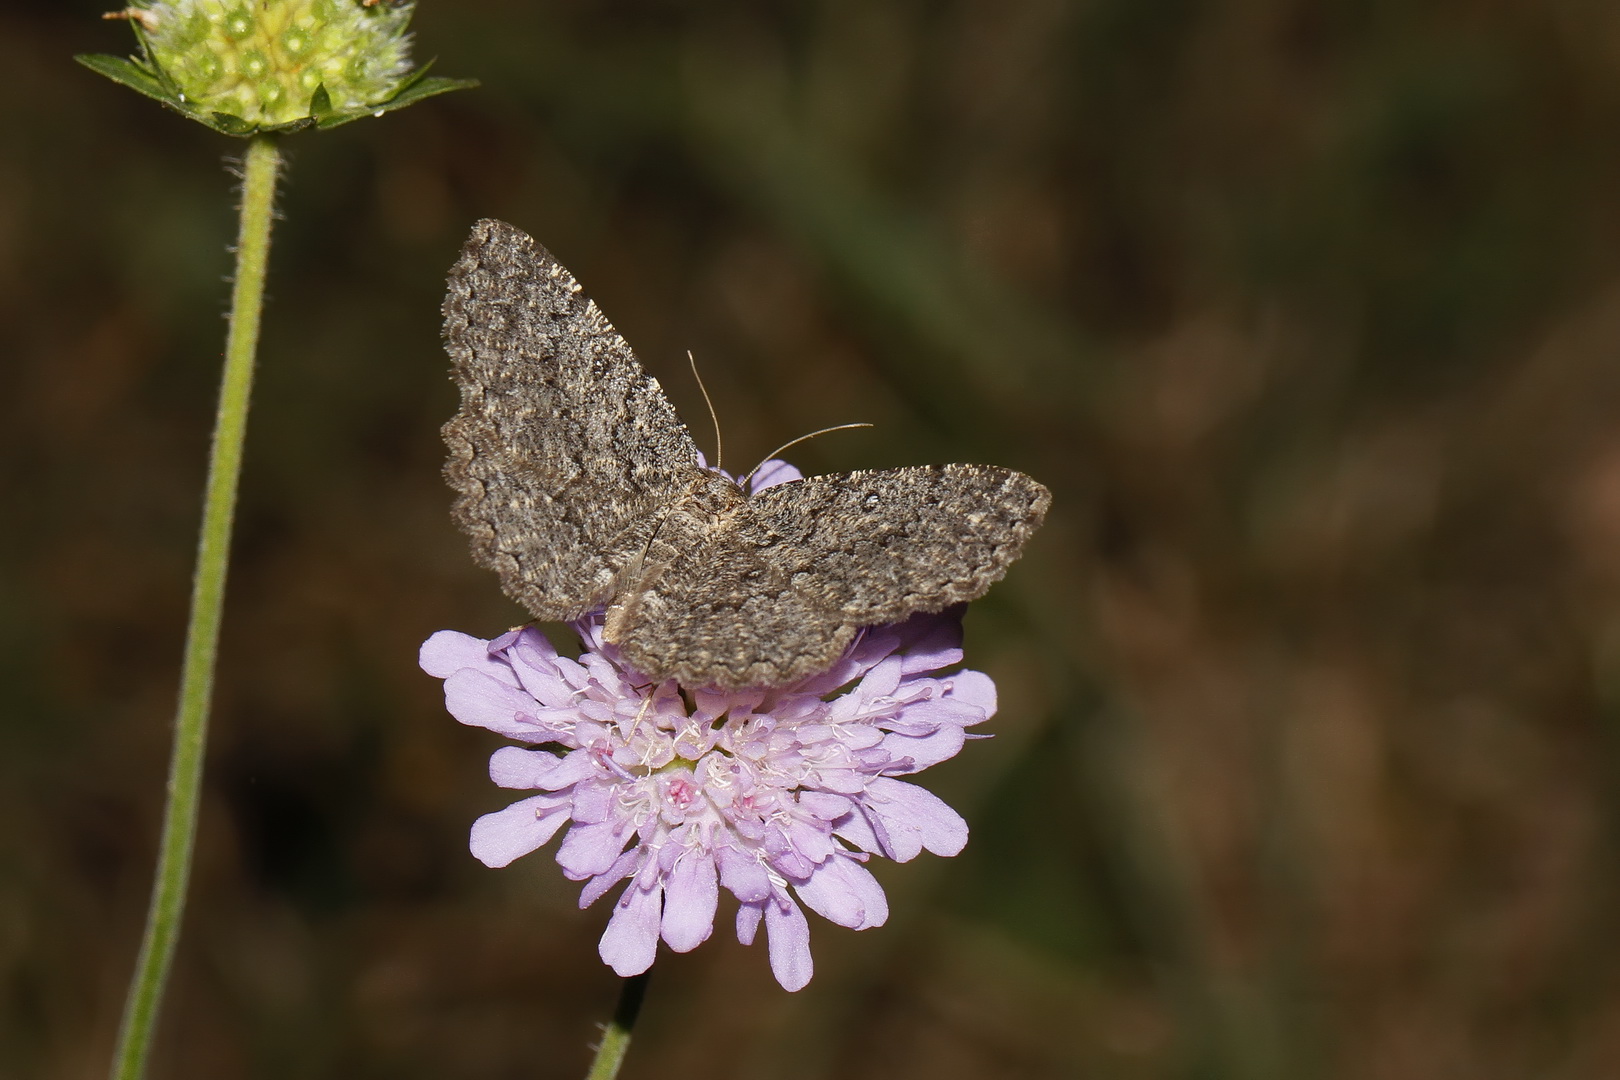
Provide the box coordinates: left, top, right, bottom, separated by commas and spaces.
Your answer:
81, 1, 471, 134
420, 461, 998, 990
138, 0, 410, 124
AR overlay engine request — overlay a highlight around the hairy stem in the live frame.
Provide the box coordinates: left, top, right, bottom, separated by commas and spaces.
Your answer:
109, 133, 283, 1080
583, 973, 652, 1080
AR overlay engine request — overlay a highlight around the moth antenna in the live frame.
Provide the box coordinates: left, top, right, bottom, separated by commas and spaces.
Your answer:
688, 350, 723, 471
744, 423, 875, 487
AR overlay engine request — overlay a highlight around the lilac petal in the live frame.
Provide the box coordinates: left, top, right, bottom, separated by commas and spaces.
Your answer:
572, 614, 609, 652
791, 723, 836, 744
570, 781, 614, 825
826, 665, 903, 723
899, 643, 963, 677
557, 819, 630, 878
814, 768, 868, 795
792, 640, 886, 697
419, 631, 498, 679
887, 696, 984, 730
489, 628, 524, 652
749, 458, 803, 492
574, 699, 615, 724
600, 882, 663, 976
579, 849, 642, 909
469, 795, 571, 868
879, 726, 967, 771
489, 746, 597, 790
839, 726, 887, 751
892, 607, 966, 670
736, 900, 764, 945
764, 895, 813, 991
947, 669, 997, 716
443, 669, 546, 738
764, 829, 814, 880
798, 791, 854, 821
847, 625, 902, 668
855, 746, 894, 770
871, 712, 943, 738
508, 663, 586, 712
716, 843, 772, 902
661, 851, 719, 952
865, 777, 968, 860
831, 808, 882, 855
785, 818, 835, 863
860, 655, 905, 700
837, 859, 889, 930
792, 863, 861, 928
508, 626, 559, 662
796, 856, 888, 930
582, 651, 635, 690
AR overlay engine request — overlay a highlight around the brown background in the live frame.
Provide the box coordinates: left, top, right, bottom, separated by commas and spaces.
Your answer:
6, 1, 1620, 1077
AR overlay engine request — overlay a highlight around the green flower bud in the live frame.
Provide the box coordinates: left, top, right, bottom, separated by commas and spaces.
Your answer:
78, 1, 475, 136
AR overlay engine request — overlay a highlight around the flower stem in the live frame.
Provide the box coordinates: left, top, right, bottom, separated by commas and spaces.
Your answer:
109, 133, 283, 1080
583, 973, 651, 1080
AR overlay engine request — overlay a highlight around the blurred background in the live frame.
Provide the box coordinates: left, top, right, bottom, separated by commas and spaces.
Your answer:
6, 1, 1620, 1077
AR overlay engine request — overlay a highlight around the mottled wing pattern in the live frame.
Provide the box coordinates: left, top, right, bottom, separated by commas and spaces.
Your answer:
614, 465, 1051, 688
745, 465, 1050, 621
613, 532, 852, 690
442, 219, 703, 619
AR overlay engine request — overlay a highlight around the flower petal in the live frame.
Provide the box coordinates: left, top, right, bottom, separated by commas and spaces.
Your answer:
947, 669, 997, 716
558, 819, 630, 878
419, 630, 498, 679
469, 794, 571, 868
764, 894, 814, 992
786, 817, 836, 863
879, 725, 967, 772
861, 655, 905, 700
736, 900, 764, 945
570, 779, 615, 825
749, 458, 803, 492
795, 856, 889, 930
716, 843, 773, 902
443, 669, 546, 738
506, 630, 584, 707
831, 807, 882, 855
489, 746, 597, 790
509, 625, 559, 661
864, 777, 968, 860
600, 882, 663, 976
893, 606, 967, 674
797, 791, 854, 821
661, 851, 719, 952
579, 849, 643, 909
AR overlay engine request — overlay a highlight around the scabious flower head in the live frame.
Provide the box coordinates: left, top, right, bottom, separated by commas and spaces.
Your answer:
80, 1, 474, 135
420, 461, 999, 991
138, 0, 414, 126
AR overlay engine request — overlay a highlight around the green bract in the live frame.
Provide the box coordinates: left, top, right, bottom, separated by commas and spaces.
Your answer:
77, 0, 474, 135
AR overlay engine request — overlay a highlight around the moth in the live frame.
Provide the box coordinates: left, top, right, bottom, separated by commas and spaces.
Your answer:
442, 219, 1050, 689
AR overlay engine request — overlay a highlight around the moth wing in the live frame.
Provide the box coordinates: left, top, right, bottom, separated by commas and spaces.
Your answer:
743, 464, 1051, 623
612, 464, 1050, 688
442, 219, 703, 619
611, 532, 859, 690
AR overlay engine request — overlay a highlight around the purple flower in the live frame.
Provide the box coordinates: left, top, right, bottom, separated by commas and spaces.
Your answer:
419, 462, 998, 990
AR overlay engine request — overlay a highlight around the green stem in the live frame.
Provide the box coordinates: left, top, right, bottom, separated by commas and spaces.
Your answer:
583, 973, 651, 1080
109, 133, 283, 1080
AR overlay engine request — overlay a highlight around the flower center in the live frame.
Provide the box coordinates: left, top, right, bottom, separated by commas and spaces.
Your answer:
663, 774, 700, 812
